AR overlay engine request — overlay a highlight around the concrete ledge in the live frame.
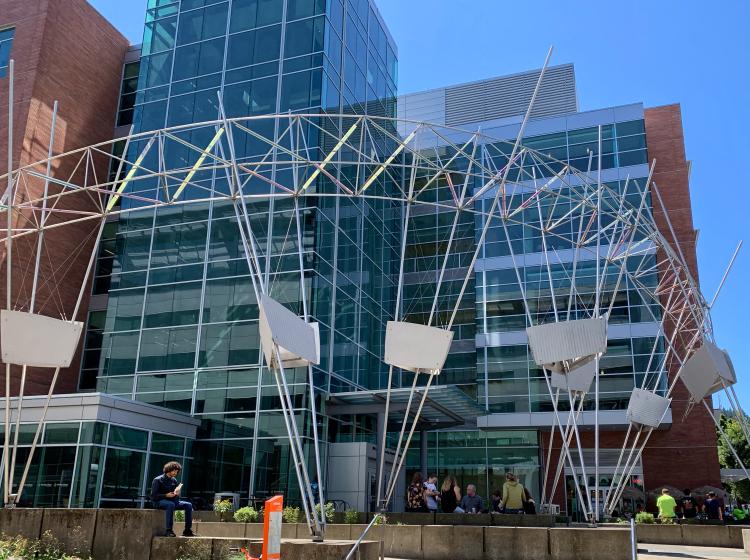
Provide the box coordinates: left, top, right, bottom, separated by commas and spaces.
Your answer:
435, 512, 491, 526
422, 525, 483, 560
680, 524, 731, 547
93, 509, 162, 560
727, 525, 744, 548
549, 527, 631, 560
41, 508, 96, 556
385, 524, 422, 559
0, 508, 43, 540
484, 526, 549, 560
635, 523, 682, 544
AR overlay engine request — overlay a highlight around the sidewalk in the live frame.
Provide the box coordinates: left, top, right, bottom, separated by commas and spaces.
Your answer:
639, 544, 746, 560
384, 543, 748, 560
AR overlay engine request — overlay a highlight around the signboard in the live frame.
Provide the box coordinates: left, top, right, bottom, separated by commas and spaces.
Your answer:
263, 495, 283, 560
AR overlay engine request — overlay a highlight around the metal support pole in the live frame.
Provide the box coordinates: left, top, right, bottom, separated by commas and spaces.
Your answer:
3, 59, 14, 507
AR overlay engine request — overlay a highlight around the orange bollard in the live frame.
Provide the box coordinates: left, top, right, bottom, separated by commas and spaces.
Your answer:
262, 495, 283, 560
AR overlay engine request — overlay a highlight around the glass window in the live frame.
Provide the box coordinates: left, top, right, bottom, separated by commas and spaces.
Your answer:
226, 25, 281, 69
44, 423, 80, 445
144, 281, 202, 328
230, 0, 283, 32
284, 16, 325, 59
287, 0, 326, 20
101, 448, 145, 499
108, 425, 148, 450
79, 422, 107, 445
177, 2, 228, 45
280, 69, 322, 111
173, 37, 225, 81
223, 76, 278, 117
199, 321, 260, 367
143, 16, 177, 55
0, 27, 15, 78
140, 51, 173, 89
138, 325, 198, 371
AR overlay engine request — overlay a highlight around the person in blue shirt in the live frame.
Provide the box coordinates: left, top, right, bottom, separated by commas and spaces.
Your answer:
151, 461, 194, 537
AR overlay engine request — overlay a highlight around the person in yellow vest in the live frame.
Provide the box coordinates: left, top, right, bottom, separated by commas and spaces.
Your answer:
656, 488, 677, 521
502, 472, 525, 514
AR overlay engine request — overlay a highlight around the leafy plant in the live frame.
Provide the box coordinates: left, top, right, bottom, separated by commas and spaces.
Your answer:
214, 499, 235, 522
282, 506, 301, 523
0, 531, 90, 560
344, 510, 360, 524
234, 506, 260, 523
373, 514, 388, 525
314, 502, 336, 523
635, 512, 655, 524
214, 499, 234, 513
175, 509, 185, 522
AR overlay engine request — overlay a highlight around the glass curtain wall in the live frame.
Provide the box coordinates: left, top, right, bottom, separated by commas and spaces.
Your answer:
0, 421, 190, 508
82, 0, 399, 506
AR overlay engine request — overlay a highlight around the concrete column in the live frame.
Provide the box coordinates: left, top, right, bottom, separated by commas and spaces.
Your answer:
420, 429, 428, 477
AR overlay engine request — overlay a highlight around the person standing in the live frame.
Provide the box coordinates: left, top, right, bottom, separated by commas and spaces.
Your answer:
502, 473, 525, 514
424, 473, 440, 513
440, 475, 461, 513
406, 472, 427, 512
704, 491, 724, 521
151, 461, 194, 537
656, 489, 677, 521
679, 489, 699, 520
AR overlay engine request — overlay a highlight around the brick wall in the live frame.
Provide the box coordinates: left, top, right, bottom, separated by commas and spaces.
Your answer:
0, 0, 128, 395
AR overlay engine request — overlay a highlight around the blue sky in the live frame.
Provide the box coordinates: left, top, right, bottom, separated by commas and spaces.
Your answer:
91, 0, 749, 408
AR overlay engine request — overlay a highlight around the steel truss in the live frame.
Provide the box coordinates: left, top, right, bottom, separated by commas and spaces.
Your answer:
0, 53, 744, 537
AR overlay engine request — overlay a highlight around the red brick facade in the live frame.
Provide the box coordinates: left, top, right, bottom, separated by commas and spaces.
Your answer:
540, 104, 720, 514
641, 104, 721, 497
0, 0, 128, 395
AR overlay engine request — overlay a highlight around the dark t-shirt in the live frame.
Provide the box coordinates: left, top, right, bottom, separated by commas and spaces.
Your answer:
441, 486, 458, 513
705, 497, 722, 519
679, 495, 699, 518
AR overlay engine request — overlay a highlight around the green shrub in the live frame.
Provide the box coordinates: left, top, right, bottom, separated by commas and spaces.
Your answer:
282, 506, 301, 523
174, 509, 185, 522
0, 531, 90, 560
314, 502, 335, 523
234, 506, 260, 523
343, 510, 359, 524
635, 512, 655, 524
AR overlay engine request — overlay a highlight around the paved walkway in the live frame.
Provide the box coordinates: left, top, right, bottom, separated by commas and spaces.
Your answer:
384, 543, 748, 560
637, 544, 747, 560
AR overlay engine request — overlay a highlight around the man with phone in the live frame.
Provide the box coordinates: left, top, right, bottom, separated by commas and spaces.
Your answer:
151, 461, 194, 537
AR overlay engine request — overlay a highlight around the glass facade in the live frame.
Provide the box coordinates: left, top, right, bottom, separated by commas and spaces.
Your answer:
402, 115, 661, 504
82, 0, 401, 505
0, 26, 14, 78
1, 420, 191, 508
73, 1, 663, 512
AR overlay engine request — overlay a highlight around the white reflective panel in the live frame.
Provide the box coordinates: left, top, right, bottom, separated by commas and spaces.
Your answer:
526, 317, 607, 369
550, 360, 596, 393
258, 295, 319, 368
0, 310, 83, 368
384, 321, 454, 373
679, 340, 736, 401
626, 388, 671, 428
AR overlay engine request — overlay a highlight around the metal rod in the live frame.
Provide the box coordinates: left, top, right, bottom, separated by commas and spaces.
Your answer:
3, 59, 14, 506
345, 513, 382, 560
594, 125, 602, 523
8, 101, 59, 499
709, 240, 743, 309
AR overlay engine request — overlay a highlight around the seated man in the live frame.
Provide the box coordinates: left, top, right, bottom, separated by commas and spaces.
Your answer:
459, 484, 484, 514
151, 461, 194, 537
